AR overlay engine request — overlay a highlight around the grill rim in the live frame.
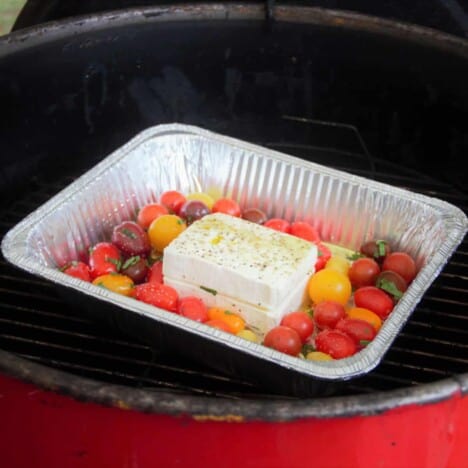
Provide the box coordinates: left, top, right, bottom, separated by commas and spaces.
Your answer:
2, 3, 468, 418
0, 348, 466, 420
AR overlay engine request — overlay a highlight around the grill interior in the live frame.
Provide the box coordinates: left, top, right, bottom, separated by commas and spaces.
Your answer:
1, 143, 466, 400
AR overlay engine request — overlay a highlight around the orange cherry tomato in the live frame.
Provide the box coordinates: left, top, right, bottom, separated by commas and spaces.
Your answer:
206, 319, 233, 334
212, 198, 241, 217
307, 269, 352, 305
207, 307, 246, 334
148, 214, 186, 252
92, 274, 134, 296
347, 307, 382, 331
137, 203, 168, 229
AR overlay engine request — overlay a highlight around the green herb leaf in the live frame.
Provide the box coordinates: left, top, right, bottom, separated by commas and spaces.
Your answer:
378, 278, 404, 300
360, 340, 371, 346
200, 286, 218, 296
96, 282, 108, 290
376, 240, 386, 257
305, 307, 314, 318
121, 228, 138, 239
317, 250, 323, 257
122, 255, 141, 270
108, 257, 122, 270
347, 252, 365, 261
302, 344, 316, 355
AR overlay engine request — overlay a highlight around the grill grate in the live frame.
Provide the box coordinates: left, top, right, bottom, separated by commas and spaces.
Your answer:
0, 162, 467, 399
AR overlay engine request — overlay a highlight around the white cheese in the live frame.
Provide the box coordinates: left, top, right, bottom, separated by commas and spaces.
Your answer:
164, 274, 310, 335
163, 213, 317, 310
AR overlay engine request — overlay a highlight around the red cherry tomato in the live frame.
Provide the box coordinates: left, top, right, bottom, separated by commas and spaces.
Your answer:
313, 300, 346, 329
134, 283, 178, 312
88, 242, 121, 279
62, 261, 91, 282
112, 221, 150, 256
212, 198, 241, 217
137, 203, 168, 229
315, 329, 357, 359
348, 257, 380, 288
160, 190, 186, 214
263, 326, 302, 356
280, 311, 314, 343
264, 218, 291, 233
178, 296, 209, 322
242, 207, 267, 224
289, 221, 320, 243
382, 252, 417, 284
314, 243, 332, 272
354, 286, 394, 319
147, 260, 164, 284
335, 318, 377, 347
376, 270, 408, 301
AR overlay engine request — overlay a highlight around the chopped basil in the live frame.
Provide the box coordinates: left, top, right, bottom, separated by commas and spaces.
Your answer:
108, 257, 122, 270
302, 344, 316, 355
378, 278, 404, 300
122, 255, 141, 270
376, 240, 387, 257
347, 252, 365, 261
224, 310, 235, 315
200, 286, 217, 296
360, 340, 371, 346
121, 228, 138, 239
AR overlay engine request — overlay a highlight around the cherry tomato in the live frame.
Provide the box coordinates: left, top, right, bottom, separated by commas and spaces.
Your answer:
160, 190, 186, 214
264, 218, 291, 233
62, 261, 91, 282
280, 311, 314, 343
306, 351, 333, 361
315, 329, 357, 359
354, 286, 394, 319
179, 200, 210, 224
335, 318, 377, 347
242, 207, 267, 225
307, 269, 352, 306
360, 239, 391, 263
206, 319, 233, 333
313, 300, 346, 329
376, 270, 408, 301
212, 198, 241, 217
137, 203, 168, 229
89, 242, 121, 279
263, 326, 302, 356
148, 214, 186, 252
325, 256, 350, 276
236, 329, 259, 343
186, 192, 215, 210
134, 283, 178, 312
207, 307, 246, 334
121, 256, 148, 284
347, 307, 382, 331
348, 257, 380, 289
92, 273, 134, 296
289, 221, 320, 243
382, 252, 417, 284
178, 296, 209, 322
147, 260, 164, 284
112, 221, 151, 256
314, 243, 332, 271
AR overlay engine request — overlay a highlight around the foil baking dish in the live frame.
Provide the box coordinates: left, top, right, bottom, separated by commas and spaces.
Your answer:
2, 124, 467, 396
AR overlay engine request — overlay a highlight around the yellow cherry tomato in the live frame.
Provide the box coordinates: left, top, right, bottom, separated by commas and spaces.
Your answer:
347, 307, 382, 331
148, 214, 186, 252
236, 329, 259, 343
92, 274, 134, 296
307, 269, 352, 306
186, 192, 215, 210
325, 256, 350, 276
306, 351, 333, 361
208, 307, 246, 334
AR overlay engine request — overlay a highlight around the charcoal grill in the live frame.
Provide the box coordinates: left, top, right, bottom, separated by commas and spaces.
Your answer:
1, 3, 467, 467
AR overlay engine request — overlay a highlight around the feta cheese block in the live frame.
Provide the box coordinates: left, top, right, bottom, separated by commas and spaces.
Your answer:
163, 213, 317, 332
164, 274, 310, 335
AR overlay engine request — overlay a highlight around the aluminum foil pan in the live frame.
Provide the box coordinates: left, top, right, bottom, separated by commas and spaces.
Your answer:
2, 123, 467, 396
